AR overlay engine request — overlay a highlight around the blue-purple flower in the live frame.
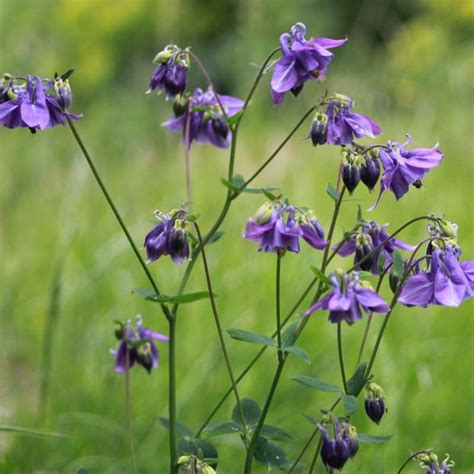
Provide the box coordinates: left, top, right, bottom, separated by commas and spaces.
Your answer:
370, 136, 444, 209
335, 220, 414, 274
311, 94, 381, 146
0, 74, 81, 131
163, 87, 243, 149
318, 419, 358, 470
399, 246, 473, 308
270, 22, 347, 104
112, 316, 169, 373
305, 270, 389, 324
147, 45, 189, 98
243, 200, 327, 254
144, 210, 190, 264
364, 382, 386, 425
418, 452, 455, 474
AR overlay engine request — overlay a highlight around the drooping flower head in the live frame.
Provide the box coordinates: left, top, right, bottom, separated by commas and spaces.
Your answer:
178, 455, 216, 474
271, 22, 347, 104
163, 87, 243, 149
243, 198, 327, 254
335, 220, 415, 274
0, 73, 81, 131
305, 269, 389, 324
144, 209, 191, 264
318, 418, 358, 470
370, 135, 443, 210
418, 452, 455, 474
147, 44, 190, 98
399, 245, 473, 308
112, 315, 169, 374
364, 382, 386, 425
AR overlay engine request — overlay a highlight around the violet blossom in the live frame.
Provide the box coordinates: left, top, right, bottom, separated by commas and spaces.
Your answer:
305, 270, 389, 324
318, 419, 358, 470
112, 316, 169, 373
270, 22, 347, 104
163, 87, 243, 149
364, 382, 386, 425
418, 453, 455, 474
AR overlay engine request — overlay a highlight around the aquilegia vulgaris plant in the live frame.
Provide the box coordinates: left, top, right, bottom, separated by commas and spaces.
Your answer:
3, 19, 472, 474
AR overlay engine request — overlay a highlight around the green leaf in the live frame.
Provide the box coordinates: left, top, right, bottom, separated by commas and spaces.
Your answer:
282, 346, 311, 365
221, 177, 240, 193
281, 321, 298, 348
357, 205, 363, 223
358, 433, 393, 444
134, 289, 215, 304
290, 376, 343, 393
0, 425, 67, 439
242, 186, 279, 195
262, 188, 278, 201
254, 437, 291, 470
177, 438, 218, 467
186, 213, 200, 223
357, 271, 373, 280
392, 250, 405, 278
226, 328, 277, 347
203, 422, 241, 438
377, 251, 386, 273
232, 398, 261, 427
310, 266, 330, 286
347, 362, 368, 396
326, 182, 338, 201
230, 174, 246, 188
159, 417, 193, 439
207, 230, 225, 245
341, 394, 359, 417
302, 414, 318, 426
228, 109, 244, 127
61, 68, 75, 80
260, 424, 294, 441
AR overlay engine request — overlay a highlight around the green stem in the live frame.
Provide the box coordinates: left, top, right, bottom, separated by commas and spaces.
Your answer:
168, 317, 178, 474
308, 436, 323, 474
243, 361, 285, 473
337, 323, 347, 393
276, 254, 283, 358
125, 350, 138, 474
66, 119, 172, 321
397, 449, 433, 474
288, 425, 319, 473
194, 223, 247, 444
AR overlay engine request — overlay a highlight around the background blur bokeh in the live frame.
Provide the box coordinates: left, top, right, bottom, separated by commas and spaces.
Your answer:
0, 0, 473, 472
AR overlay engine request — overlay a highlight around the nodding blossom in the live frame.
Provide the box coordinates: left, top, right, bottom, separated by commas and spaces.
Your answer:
318, 419, 358, 470
364, 382, 387, 425
271, 22, 346, 104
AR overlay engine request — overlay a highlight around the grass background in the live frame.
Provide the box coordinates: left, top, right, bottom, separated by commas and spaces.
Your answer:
0, 0, 473, 472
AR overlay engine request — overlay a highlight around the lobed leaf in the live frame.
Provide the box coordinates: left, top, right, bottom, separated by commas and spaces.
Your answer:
226, 328, 277, 347
291, 376, 342, 393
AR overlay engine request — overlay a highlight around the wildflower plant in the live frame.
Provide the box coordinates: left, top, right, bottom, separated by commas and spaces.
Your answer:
3, 19, 471, 474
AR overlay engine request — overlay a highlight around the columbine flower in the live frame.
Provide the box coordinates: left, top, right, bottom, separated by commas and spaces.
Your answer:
178, 455, 216, 474
163, 87, 243, 149
318, 419, 358, 470
147, 44, 189, 98
243, 199, 327, 254
335, 220, 414, 274
144, 210, 190, 264
112, 316, 169, 373
370, 135, 443, 209
364, 382, 386, 424
0, 74, 81, 131
399, 246, 473, 308
418, 452, 455, 474
360, 149, 381, 191
270, 22, 346, 104
305, 270, 389, 324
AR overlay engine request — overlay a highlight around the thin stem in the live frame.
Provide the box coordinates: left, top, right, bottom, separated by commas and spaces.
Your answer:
308, 436, 323, 474
397, 449, 433, 474
168, 317, 178, 474
125, 350, 138, 474
337, 323, 347, 393
184, 112, 192, 210
66, 119, 172, 321
288, 424, 319, 473
276, 254, 283, 357
237, 102, 323, 192
194, 223, 247, 444
243, 361, 285, 473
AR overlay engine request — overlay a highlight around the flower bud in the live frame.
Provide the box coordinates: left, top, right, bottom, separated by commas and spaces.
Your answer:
389, 272, 400, 293
54, 77, 72, 111
343, 163, 361, 194
137, 342, 154, 373
310, 112, 328, 146
212, 117, 229, 139
114, 322, 125, 341
355, 234, 374, 271
173, 94, 189, 117
364, 382, 386, 424
254, 201, 275, 225
360, 151, 380, 191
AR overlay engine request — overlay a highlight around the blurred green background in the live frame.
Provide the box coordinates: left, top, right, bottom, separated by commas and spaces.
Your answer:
0, 0, 473, 472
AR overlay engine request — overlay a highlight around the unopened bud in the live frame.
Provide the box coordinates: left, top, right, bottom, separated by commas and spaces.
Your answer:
310, 112, 328, 146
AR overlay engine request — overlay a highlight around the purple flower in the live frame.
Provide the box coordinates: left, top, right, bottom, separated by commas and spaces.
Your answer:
243, 201, 327, 254
163, 87, 243, 149
335, 220, 414, 274
144, 210, 190, 264
305, 270, 389, 324
318, 419, 358, 470
325, 94, 381, 146
418, 453, 455, 474
270, 22, 347, 104
399, 246, 473, 308
112, 316, 169, 374
370, 136, 443, 209
0, 74, 81, 131
364, 382, 386, 425
147, 45, 189, 98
